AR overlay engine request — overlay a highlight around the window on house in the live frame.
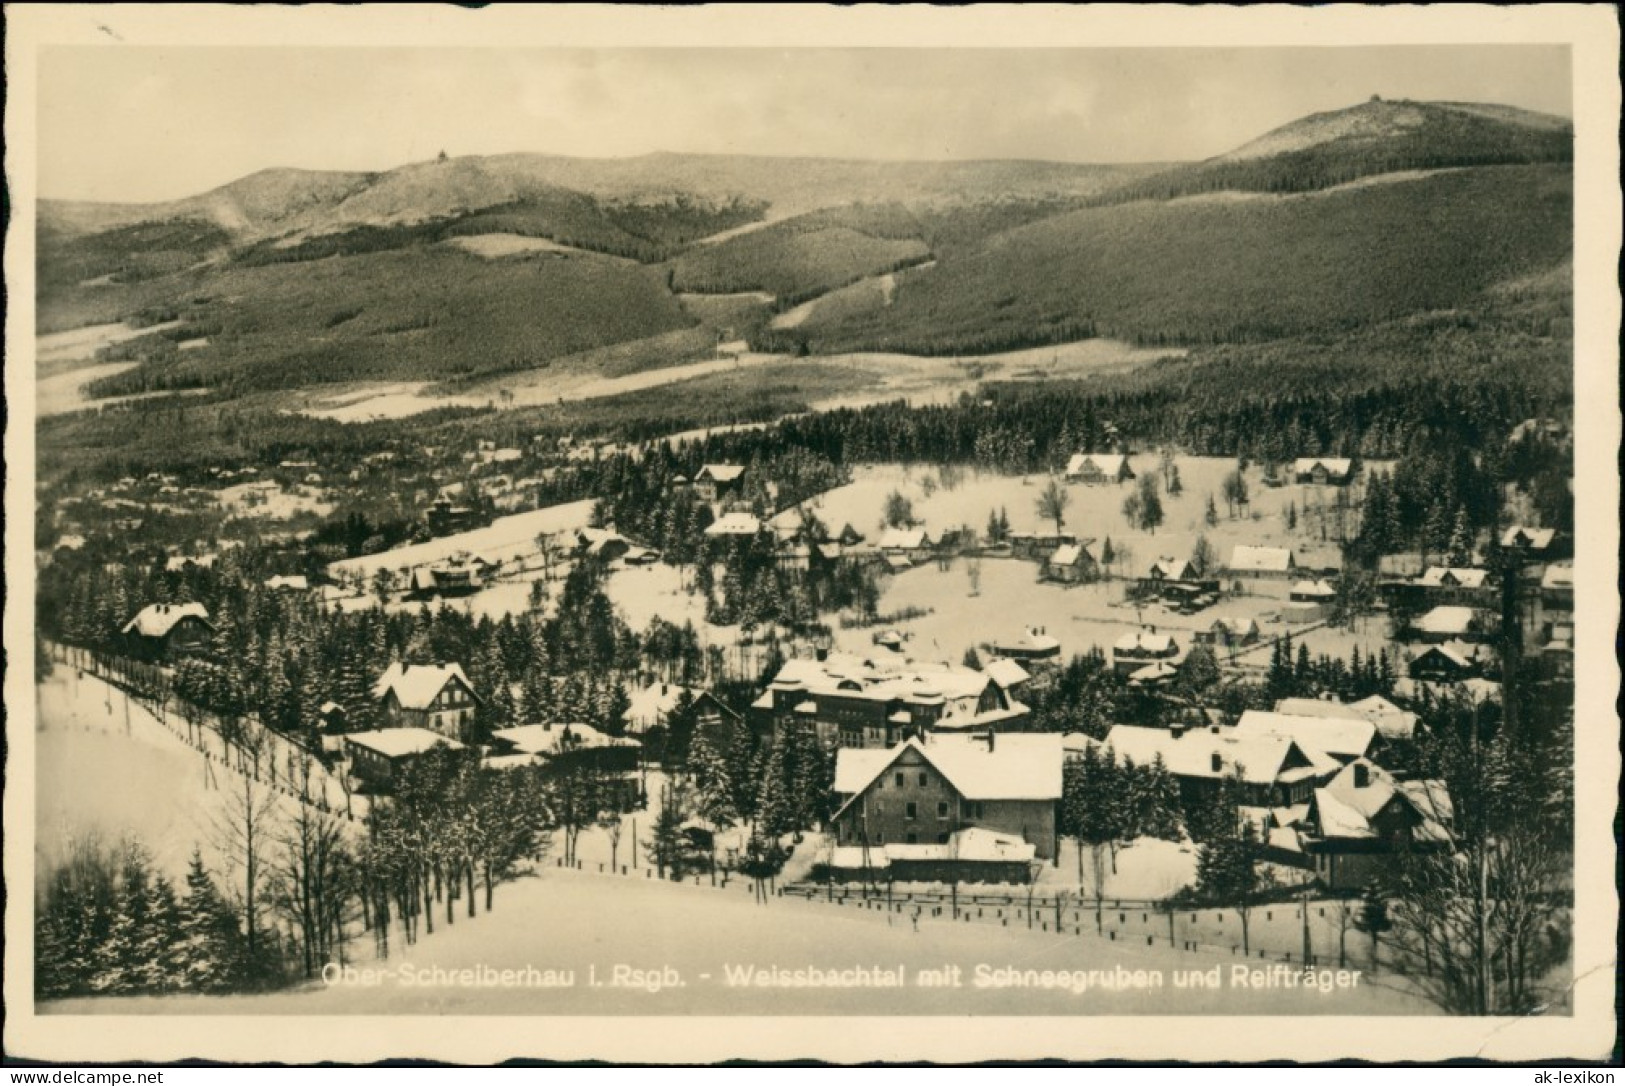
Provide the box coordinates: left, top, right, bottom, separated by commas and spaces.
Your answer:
918, 772, 928, 786
906, 833, 918, 844
905, 802, 917, 820
894, 772, 903, 786
936, 832, 949, 844
937, 802, 949, 820
875, 802, 884, 816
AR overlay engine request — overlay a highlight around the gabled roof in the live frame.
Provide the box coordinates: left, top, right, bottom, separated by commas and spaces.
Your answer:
1500, 525, 1556, 550
1233, 710, 1376, 762
1290, 579, 1337, 599
373, 662, 477, 710
1418, 567, 1489, 589
983, 658, 1033, 690
1309, 759, 1451, 843
122, 602, 213, 639
1293, 457, 1354, 477
344, 728, 462, 758
1048, 542, 1094, 566
696, 464, 745, 484
264, 574, 310, 591
833, 734, 1063, 809
1103, 724, 1323, 787
992, 628, 1060, 654
1128, 661, 1180, 685
1148, 556, 1197, 580
1412, 644, 1475, 670
1066, 453, 1129, 476
1228, 545, 1295, 573
1115, 629, 1177, 655
704, 512, 762, 536
878, 527, 930, 550
493, 723, 639, 756
1209, 615, 1260, 637
1415, 606, 1477, 636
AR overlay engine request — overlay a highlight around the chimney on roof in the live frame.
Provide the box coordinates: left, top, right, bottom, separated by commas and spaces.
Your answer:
815, 645, 829, 662
1354, 763, 1370, 789
1169, 723, 1186, 739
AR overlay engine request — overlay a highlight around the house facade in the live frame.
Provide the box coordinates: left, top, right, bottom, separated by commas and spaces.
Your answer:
121, 602, 215, 661
1292, 458, 1355, 486
1065, 453, 1134, 484
1112, 628, 1180, 677
345, 729, 463, 790
830, 733, 1062, 863
750, 652, 1029, 749
693, 464, 746, 505
374, 662, 482, 740
1042, 542, 1098, 584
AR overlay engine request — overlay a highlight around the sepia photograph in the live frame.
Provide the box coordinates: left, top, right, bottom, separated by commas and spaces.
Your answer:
5, 3, 1619, 1067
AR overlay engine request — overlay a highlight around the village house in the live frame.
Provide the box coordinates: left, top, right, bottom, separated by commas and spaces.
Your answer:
263, 574, 310, 592
1226, 545, 1297, 581
575, 527, 633, 564
426, 497, 481, 537
1273, 695, 1418, 744
408, 558, 485, 599
1042, 541, 1099, 585
829, 732, 1063, 870
1407, 566, 1494, 609
986, 627, 1061, 665
1407, 643, 1483, 684
1298, 760, 1453, 890
1410, 605, 1483, 644
750, 651, 1030, 749
1064, 453, 1134, 485
622, 681, 742, 739
1231, 709, 1380, 766
121, 602, 215, 660
1111, 627, 1180, 678
704, 511, 763, 539
1499, 524, 1560, 560
490, 723, 642, 808
1284, 578, 1338, 622
1536, 562, 1574, 676
1292, 457, 1356, 486
1194, 615, 1261, 650
1104, 723, 1337, 808
374, 662, 482, 741
981, 657, 1033, 695
345, 729, 464, 791
692, 464, 746, 505
1009, 531, 1075, 562
877, 526, 937, 566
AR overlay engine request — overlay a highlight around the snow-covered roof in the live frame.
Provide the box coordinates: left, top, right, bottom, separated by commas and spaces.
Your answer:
878, 527, 930, 550
1048, 542, 1093, 567
122, 601, 213, 639
1128, 661, 1179, 684
373, 662, 476, 710
492, 723, 639, 756
264, 574, 310, 591
1115, 629, 1177, 655
983, 658, 1033, 690
696, 464, 745, 484
1228, 545, 1294, 573
1500, 525, 1556, 550
1102, 725, 1324, 787
1233, 710, 1376, 762
768, 652, 996, 707
833, 733, 1062, 804
344, 729, 462, 758
1290, 579, 1337, 599
623, 682, 709, 732
991, 628, 1060, 654
1209, 615, 1260, 636
704, 512, 762, 536
1066, 453, 1129, 477
1541, 562, 1574, 591
1293, 457, 1354, 477
1309, 759, 1451, 843
1278, 695, 1417, 742
1415, 606, 1477, 636
1148, 556, 1198, 580
1418, 567, 1489, 589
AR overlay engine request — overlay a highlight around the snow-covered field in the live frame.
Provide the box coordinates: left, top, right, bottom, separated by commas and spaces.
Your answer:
35, 666, 362, 883
37, 361, 141, 417
217, 482, 335, 521
42, 865, 1431, 1015
330, 501, 597, 580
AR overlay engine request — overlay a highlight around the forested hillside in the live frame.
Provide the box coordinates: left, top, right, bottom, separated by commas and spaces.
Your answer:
782, 164, 1571, 355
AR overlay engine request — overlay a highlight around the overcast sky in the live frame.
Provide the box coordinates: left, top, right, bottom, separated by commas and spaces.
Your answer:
38, 45, 1571, 203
